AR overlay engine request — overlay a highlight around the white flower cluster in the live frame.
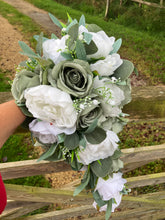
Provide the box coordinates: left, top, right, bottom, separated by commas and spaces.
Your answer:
11, 14, 133, 218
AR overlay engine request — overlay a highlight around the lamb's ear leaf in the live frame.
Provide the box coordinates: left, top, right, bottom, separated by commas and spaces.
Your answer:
86, 24, 102, 32
79, 14, 85, 26
109, 38, 122, 55
73, 169, 90, 196
113, 59, 134, 81
36, 32, 43, 56
51, 33, 58, 39
49, 13, 65, 29
19, 41, 40, 59
76, 39, 87, 61
105, 199, 113, 220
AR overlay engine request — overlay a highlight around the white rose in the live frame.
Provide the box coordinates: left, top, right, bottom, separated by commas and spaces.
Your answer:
29, 119, 76, 144
93, 77, 125, 117
78, 26, 115, 59
24, 85, 77, 130
78, 130, 119, 165
90, 54, 123, 76
29, 119, 57, 144
93, 172, 127, 212
42, 36, 68, 64
87, 31, 115, 59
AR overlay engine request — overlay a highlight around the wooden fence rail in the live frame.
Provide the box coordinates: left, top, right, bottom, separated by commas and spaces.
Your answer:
0, 143, 165, 219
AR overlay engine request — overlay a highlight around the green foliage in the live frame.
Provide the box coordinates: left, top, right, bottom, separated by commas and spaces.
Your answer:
23, 0, 165, 84
0, 70, 11, 92
0, 0, 45, 45
0, 133, 51, 187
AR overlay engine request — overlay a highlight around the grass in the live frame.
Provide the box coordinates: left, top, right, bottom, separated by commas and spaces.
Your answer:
23, 0, 165, 84
0, 132, 51, 187
0, 69, 11, 92
119, 120, 165, 194
0, 0, 47, 46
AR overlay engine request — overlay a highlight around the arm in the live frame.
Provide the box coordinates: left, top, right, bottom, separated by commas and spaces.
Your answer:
0, 100, 26, 148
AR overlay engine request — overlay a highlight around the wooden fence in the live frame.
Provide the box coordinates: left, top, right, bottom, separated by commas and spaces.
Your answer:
0, 143, 165, 219
105, 0, 165, 19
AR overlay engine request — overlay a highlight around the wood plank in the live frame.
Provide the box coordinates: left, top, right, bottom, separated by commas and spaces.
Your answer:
0, 159, 71, 180
19, 205, 97, 220
1, 144, 165, 180
131, 0, 165, 8
5, 184, 93, 205
86, 207, 165, 220
1, 202, 49, 220
121, 144, 165, 165
127, 172, 165, 188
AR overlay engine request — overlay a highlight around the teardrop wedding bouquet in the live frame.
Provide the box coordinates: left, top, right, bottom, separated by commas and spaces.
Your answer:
11, 13, 135, 219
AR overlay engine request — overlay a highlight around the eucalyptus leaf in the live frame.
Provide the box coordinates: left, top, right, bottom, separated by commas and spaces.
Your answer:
109, 38, 122, 55
44, 147, 63, 161
79, 14, 85, 26
49, 13, 64, 29
85, 40, 98, 55
91, 156, 113, 178
85, 127, 106, 144
37, 143, 58, 162
113, 59, 134, 81
84, 119, 98, 134
93, 190, 107, 207
76, 39, 87, 60
73, 169, 90, 196
79, 135, 86, 148
64, 132, 79, 150
111, 149, 122, 160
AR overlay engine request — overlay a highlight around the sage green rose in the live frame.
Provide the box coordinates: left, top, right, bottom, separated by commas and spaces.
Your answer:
11, 69, 40, 104
49, 59, 93, 98
77, 101, 103, 130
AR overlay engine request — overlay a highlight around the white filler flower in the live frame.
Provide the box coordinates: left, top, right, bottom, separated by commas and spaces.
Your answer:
29, 119, 76, 144
93, 172, 127, 212
42, 36, 68, 64
78, 130, 119, 165
90, 54, 123, 76
24, 85, 77, 130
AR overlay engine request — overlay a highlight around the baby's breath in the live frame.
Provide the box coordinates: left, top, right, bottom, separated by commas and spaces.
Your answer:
73, 96, 93, 114
26, 58, 38, 70
95, 87, 113, 104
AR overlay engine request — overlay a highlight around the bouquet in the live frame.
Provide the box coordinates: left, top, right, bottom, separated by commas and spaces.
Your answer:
11, 13, 134, 219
